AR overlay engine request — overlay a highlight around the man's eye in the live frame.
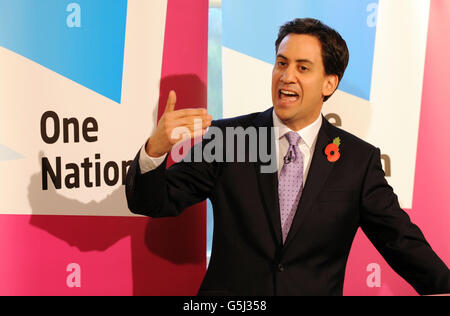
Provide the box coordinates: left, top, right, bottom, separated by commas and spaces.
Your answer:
300, 66, 308, 71
278, 61, 286, 67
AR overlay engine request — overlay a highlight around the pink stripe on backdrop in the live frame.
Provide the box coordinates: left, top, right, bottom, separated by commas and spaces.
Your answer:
345, 1, 450, 296
0, 213, 206, 295
0, 0, 208, 295
410, 0, 450, 272
158, 0, 209, 121
156, 0, 209, 292
0, 215, 134, 296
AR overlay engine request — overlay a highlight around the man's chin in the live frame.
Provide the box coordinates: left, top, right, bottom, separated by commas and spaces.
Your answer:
273, 105, 297, 121
273, 105, 316, 130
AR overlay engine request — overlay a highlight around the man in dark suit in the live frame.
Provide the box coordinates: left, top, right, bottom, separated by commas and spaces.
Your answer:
126, 18, 450, 295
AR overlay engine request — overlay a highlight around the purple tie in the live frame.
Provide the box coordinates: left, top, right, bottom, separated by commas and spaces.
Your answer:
278, 131, 303, 243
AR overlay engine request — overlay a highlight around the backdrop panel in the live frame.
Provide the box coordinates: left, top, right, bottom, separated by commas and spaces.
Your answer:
0, 0, 208, 295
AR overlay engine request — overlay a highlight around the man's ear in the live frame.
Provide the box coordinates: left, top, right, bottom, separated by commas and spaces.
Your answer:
322, 74, 339, 98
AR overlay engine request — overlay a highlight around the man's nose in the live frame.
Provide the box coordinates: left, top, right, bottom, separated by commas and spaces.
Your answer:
280, 66, 296, 83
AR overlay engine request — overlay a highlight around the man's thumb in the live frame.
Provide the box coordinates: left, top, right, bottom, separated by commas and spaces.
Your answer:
165, 90, 177, 113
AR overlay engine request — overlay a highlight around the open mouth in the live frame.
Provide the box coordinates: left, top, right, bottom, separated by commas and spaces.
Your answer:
278, 89, 300, 103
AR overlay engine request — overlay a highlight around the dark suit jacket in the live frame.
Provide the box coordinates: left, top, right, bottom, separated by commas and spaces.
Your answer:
126, 107, 450, 296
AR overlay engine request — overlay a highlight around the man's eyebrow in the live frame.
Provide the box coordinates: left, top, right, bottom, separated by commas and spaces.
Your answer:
276, 54, 314, 64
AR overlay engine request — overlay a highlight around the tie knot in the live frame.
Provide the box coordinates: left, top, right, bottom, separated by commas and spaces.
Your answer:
284, 131, 301, 146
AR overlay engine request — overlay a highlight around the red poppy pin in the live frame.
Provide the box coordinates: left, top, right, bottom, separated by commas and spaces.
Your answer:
325, 137, 341, 162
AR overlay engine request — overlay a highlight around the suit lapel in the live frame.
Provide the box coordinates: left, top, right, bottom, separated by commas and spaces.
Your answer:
283, 116, 335, 249
252, 108, 283, 246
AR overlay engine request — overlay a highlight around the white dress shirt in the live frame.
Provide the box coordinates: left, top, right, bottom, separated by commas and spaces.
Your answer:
138, 110, 323, 185
273, 111, 322, 184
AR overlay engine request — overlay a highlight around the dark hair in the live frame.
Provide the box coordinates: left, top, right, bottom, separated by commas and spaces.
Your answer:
275, 18, 349, 101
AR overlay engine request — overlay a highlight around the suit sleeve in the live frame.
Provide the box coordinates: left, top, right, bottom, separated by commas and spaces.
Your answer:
125, 134, 221, 218
360, 147, 450, 295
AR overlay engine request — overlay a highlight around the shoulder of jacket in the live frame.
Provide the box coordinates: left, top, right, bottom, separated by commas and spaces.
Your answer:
325, 119, 378, 155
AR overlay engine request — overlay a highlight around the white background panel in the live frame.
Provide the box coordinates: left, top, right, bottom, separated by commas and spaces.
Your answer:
0, 0, 168, 216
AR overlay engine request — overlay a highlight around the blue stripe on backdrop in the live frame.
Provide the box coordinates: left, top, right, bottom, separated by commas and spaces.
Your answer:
208, 7, 224, 122
222, 0, 379, 101
207, 6, 224, 265
0, 0, 128, 103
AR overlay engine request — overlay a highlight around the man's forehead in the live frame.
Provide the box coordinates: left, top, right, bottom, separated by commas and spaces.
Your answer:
277, 34, 322, 62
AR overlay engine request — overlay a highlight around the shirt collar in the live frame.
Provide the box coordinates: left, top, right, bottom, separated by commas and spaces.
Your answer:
272, 109, 322, 149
